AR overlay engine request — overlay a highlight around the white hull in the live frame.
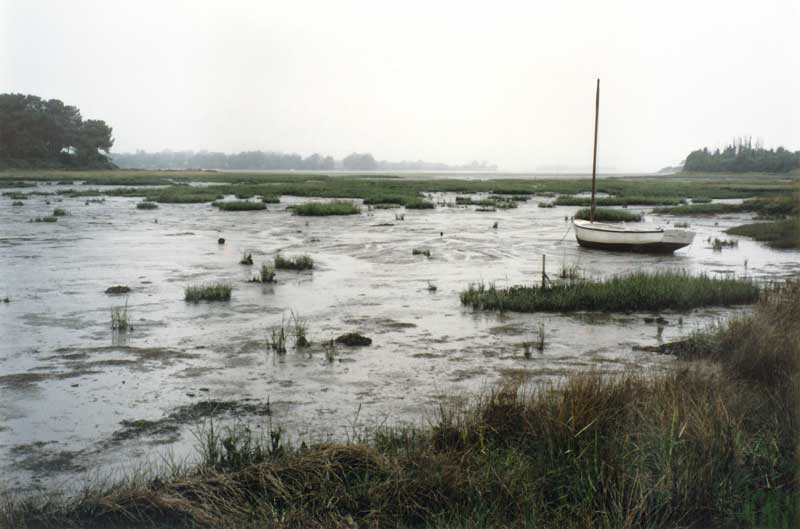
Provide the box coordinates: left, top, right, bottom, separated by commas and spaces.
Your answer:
573, 219, 694, 253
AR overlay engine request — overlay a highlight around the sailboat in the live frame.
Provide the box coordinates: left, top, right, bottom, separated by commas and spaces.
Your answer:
573, 79, 695, 254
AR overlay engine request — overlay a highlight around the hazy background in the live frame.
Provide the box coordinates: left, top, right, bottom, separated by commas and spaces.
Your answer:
1, 0, 798, 172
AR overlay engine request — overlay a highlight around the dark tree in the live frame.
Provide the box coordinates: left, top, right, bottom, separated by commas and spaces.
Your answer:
0, 93, 114, 168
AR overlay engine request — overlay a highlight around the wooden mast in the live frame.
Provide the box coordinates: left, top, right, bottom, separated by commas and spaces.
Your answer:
590, 78, 600, 223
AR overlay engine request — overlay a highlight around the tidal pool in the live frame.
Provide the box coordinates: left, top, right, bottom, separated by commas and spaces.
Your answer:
1, 182, 798, 492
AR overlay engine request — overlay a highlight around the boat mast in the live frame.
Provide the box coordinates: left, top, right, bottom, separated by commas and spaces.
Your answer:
590, 78, 600, 223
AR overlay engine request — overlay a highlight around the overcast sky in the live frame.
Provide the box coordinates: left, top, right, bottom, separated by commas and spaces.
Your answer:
2, 0, 798, 172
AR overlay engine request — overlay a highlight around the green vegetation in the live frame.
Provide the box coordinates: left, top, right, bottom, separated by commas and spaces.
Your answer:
726, 218, 800, 249
213, 200, 267, 211
654, 195, 798, 218
274, 254, 314, 271
31, 216, 57, 223
260, 196, 280, 203
184, 283, 232, 302
461, 271, 760, 312
412, 247, 431, 257
291, 201, 361, 216
11, 200, 23, 206
110, 300, 130, 331
554, 195, 683, 206
52, 208, 66, 216
684, 138, 800, 173
135, 201, 158, 210
456, 195, 517, 209
269, 322, 288, 355
6, 283, 797, 528
249, 263, 276, 283
239, 252, 253, 265
291, 311, 309, 348
0, 93, 114, 169
574, 207, 642, 222
710, 237, 738, 251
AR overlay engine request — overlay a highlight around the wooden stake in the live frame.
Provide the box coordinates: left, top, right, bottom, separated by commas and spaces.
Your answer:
590, 78, 600, 223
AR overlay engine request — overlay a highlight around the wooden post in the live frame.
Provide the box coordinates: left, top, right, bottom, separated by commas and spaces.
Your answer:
590, 78, 600, 223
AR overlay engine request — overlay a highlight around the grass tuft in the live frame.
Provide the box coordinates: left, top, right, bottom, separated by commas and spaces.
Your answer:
213, 200, 267, 211
184, 283, 232, 302
291, 202, 360, 216
136, 201, 158, 209
274, 254, 313, 271
461, 271, 760, 312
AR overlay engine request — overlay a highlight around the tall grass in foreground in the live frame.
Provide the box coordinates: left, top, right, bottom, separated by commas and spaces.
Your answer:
4, 283, 796, 528
574, 207, 642, 222
184, 283, 232, 302
460, 271, 760, 312
726, 218, 800, 249
291, 202, 360, 216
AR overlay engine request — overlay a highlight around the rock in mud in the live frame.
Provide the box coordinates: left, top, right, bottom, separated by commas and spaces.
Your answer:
218, 237, 225, 244
335, 332, 372, 346
105, 285, 131, 294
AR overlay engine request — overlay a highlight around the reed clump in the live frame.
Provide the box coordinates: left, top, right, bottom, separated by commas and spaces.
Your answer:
274, 253, 314, 271
31, 216, 58, 222
213, 200, 267, 211
184, 283, 232, 302
460, 271, 760, 312
555, 195, 683, 206
726, 218, 800, 249
136, 201, 158, 209
574, 207, 642, 222
291, 202, 360, 216
9, 284, 797, 528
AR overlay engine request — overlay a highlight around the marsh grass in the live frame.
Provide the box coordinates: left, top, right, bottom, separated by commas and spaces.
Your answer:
10, 282, 797, 528
256, 263, 276, 283
269, 319, 288, 355
461, 271, 760, 312
239, 252, 253, 265
290, 311, 309, 348
574, 207, 642, 222
52, 208, 66, 216
726, 218, 800, 249
184, 283, 232, 302
654, 195, 798, 218
412, 247, 431, 257
710, 237, 739, 251
136, 201, 158, 209
260, 196, 280, 203
31, 216, 57, 223
11, 200, 23, 206
274, 253, 313, 271
555, 195, 683, 206
291, 202, 360, 216
110, 299, 130, 331
213, 200, 267, 211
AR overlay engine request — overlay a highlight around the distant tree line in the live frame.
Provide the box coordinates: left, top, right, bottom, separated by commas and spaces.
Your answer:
0, 93, 114, 169
684, 138, 799, 173
112, 150, 497, 172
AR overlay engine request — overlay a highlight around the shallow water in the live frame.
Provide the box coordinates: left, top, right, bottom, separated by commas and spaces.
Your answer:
1, 182, 798, 492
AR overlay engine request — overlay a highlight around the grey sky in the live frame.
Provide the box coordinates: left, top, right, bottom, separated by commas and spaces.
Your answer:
2, 0, 798, 172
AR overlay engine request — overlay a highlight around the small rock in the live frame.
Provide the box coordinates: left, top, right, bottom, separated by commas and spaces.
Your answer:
335, 332, 372, 346
218, 237, 225, 244
186, 392, 196, 397
105, 285, 131, 294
